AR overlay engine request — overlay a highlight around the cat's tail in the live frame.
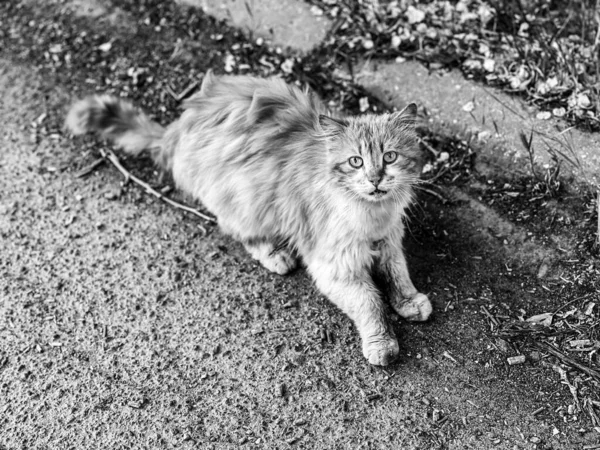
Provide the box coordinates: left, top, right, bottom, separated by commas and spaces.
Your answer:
65, 95, 171, 170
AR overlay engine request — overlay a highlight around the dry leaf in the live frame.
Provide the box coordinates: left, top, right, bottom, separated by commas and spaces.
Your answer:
526, 312, 553, 326
406, 6, 425, 24
483, 58, 495, 72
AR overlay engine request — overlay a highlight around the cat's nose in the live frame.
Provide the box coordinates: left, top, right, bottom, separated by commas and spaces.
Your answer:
368, 176, 382, 187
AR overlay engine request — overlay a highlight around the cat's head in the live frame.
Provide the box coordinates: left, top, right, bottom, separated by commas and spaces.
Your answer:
319, 103, 423, 205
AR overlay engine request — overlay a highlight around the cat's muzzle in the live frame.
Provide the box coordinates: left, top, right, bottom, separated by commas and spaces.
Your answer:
368, 188, 388, 198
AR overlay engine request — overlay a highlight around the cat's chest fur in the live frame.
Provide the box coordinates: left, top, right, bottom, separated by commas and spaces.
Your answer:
320, 197, 403, 249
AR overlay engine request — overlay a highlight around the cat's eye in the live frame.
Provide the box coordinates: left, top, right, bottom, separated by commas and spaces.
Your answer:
348, 156, 363, 168
383, 151, 398, 164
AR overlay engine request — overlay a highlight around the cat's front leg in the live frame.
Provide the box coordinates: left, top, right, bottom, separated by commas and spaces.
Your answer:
243, 239, 297, 275
307, 259, 398, 366
379, 241, 432, 322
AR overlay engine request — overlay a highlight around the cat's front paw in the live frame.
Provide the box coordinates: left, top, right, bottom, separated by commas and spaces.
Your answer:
393, 293, 432, 322
362, 334, 399, 366
260, 251, 297, 275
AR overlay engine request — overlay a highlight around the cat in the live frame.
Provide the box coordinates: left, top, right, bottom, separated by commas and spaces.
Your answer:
65, 71, 432, 366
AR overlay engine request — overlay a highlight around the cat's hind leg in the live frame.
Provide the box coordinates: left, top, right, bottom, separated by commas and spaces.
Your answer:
244, 240, 298, 275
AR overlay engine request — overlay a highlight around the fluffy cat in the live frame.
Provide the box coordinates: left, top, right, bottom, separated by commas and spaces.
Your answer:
65, 72, 432, 366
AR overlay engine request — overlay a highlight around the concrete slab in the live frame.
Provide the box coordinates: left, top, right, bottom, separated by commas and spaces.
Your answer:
356, 60, 600, 187
178, 0, 331, 52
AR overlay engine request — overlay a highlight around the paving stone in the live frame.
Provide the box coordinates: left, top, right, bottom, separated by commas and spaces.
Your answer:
178, 0, 331, 52
356, 59, 600, 186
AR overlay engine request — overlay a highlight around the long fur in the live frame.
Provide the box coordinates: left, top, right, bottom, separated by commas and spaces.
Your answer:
66, 73, 432, 366
65, 94, 168, 168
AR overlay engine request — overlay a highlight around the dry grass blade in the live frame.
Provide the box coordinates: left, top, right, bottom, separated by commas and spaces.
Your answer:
484, 87, 527, 121
415, 186, 447, 203
99, 148, 216, 224
519, 129, 540, 181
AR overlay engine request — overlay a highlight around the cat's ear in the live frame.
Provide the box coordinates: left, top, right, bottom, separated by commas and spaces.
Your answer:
247, 90, 286, 124
183, 70, 216, 109
199, 69, 215, 96
389, 103, 418, 129
318, 115, 348, 136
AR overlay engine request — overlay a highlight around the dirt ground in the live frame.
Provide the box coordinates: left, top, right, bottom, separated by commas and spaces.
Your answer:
1, 1, 599, 449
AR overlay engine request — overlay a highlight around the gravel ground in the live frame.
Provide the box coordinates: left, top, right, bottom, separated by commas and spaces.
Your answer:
1, 1, 599, 449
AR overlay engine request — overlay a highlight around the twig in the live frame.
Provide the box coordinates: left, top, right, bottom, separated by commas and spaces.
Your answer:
426, 165, 451, 183
553, 364, 581, 412
539, 342, 600, 382
75, 158, 105, 178
99, 148, 216, 223
552, 293, 593, 315
481, 305, 500, 328
585, 397, 600, 427
532, 406, 545, 416
17, 345, 31, 356
442, 350, 458, 364
164, 80, 199, 102
418, 137, 439, 157
549, 11, 573, 45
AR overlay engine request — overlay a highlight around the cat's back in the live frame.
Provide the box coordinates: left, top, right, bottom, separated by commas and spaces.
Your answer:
183, 74, 323, 129
170, 74, 325, 177
168, 74, 327, 237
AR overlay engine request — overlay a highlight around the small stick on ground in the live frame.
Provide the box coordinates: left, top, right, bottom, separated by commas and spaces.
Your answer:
552, 293, 593, 315
532, 406, 545, 416
585, 397, 600, 427
75, 158, 105, 178
540, 342, 600, 382
553, 364, 581, 412
164, 80, 199, 102
99, 148, 216, 223
442, 350, 458, 364
480, 305, 500, 328
418, 137, 439, 157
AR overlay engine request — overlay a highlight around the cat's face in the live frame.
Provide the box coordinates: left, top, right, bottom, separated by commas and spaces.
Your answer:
320, 105, 422, 205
